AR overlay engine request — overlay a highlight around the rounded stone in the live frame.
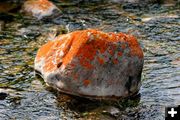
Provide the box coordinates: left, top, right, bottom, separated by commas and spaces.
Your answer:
35, 29, 144, 100
22, 0, 61, 20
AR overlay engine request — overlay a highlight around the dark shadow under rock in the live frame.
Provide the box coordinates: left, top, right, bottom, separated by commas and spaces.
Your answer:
0, 92, 8, 100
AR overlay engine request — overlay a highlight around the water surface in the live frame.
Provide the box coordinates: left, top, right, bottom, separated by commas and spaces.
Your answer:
0, 1, 179, 120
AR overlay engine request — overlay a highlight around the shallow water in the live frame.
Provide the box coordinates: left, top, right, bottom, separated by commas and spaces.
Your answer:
0, 1, 179, 120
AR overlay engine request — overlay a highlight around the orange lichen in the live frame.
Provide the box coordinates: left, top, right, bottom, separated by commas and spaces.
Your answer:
121, 44, 126, 50
35, 29, 143, 73
70, 63, 76, 67
83, 79, 91, 87
126, 35, 144, 58
73, 73, 78, 80
79, 58, 94, 69
25, 0, 53, 11
78, 43, 96, 61
118, 52, 123, 56
108, 45, 117, 55
97, 57, 105, 65
36, 41, 54, 62
43, 60, 56, 72
113, 59, 118, 64
117, 33, 143, 58
38, 0, 53, 10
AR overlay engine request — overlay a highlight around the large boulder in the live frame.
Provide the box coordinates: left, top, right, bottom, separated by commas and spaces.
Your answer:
35, 29, 144, 100
22, 0, 61, 20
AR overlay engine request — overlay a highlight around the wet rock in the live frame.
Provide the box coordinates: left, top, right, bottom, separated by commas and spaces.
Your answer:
0, 1, 21, 13
0, 92, 8, 100
102, 106, 120, 117
16, 26, 41, 38
0, 13, 14, 22
35, 29, 144, 100
0, 21, 5, 31
22, 0, 61, 20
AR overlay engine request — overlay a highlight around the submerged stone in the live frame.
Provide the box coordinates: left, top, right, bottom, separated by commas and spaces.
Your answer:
0, 92, 8, 100
22, 0, 61, 20
35, 29, 144, 100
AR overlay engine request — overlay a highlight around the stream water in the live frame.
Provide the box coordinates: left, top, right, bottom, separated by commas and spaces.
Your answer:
0, 1, 179, 120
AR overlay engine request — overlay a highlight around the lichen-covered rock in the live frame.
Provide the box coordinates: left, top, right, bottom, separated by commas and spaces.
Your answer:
35, 29, 144, 100
22, 0, 61, 20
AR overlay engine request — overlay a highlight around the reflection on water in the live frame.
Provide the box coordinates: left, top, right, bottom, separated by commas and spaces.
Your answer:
0, 1, 179, 119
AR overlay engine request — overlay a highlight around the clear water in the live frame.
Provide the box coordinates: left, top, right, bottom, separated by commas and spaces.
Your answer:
0, 1, 179, 120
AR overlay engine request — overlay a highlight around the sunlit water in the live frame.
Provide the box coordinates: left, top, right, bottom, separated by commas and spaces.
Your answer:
0, 1, 179, 120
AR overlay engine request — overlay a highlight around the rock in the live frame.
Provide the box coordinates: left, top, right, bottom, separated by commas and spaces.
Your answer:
35, 29, 144, 100
0, 92, 8, 100
22, 0, 61, 20
0, 1, 21, 13
0, 21, 5, 31
0, 13, 14, 22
